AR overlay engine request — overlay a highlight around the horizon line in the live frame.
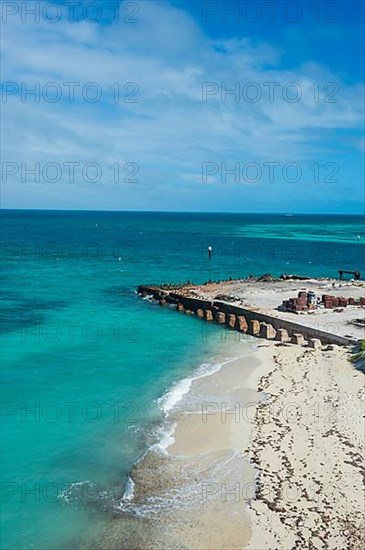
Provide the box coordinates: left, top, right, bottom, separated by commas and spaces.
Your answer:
0, 208, 364, 216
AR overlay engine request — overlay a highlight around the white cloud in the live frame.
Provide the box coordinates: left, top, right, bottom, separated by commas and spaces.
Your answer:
1, 0, 364, 210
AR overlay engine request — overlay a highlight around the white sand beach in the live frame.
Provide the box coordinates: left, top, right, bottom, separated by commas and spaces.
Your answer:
165, 341, 365, 549
245, 343, 365, 549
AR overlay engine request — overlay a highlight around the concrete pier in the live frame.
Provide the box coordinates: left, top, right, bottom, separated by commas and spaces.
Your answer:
137, 284, 357, 347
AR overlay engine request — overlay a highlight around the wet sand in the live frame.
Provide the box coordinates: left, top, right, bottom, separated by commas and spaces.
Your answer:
158, 350, 270, 549
96, 341, 267, 549
168, 353, 264, 456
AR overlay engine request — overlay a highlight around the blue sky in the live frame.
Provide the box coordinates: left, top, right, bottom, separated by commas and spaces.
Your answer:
1, 0, 364, 213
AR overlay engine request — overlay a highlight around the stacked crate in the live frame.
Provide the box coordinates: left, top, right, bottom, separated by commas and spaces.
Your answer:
283, 292, 364, 311
322, 294, 333, 308
296, 291, 308, 311
322, 295, 352, 308
283, 291, 308, 312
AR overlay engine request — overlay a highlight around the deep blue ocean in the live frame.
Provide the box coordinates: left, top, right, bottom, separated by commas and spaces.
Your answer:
1, 210, 364, 549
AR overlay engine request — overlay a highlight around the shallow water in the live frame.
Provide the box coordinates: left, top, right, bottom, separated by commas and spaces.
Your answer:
1, 210, 364, 549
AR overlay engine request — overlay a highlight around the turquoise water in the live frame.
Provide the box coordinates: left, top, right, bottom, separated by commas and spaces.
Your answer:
1, 210, 364, 549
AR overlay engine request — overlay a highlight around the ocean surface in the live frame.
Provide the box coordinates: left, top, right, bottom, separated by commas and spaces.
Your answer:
1, 210, 364, 549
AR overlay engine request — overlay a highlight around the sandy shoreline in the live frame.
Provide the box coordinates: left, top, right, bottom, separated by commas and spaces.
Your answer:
97, 341, 267, 549
142, 340, 364, 549
133, 342, 265, 550
246, 343, 365, 549
164, 340, 365, 549
98, 337, 364, 549
164, 343, 365, 550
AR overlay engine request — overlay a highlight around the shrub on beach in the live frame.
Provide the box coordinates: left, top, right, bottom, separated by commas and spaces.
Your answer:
350, 340, 365, 364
